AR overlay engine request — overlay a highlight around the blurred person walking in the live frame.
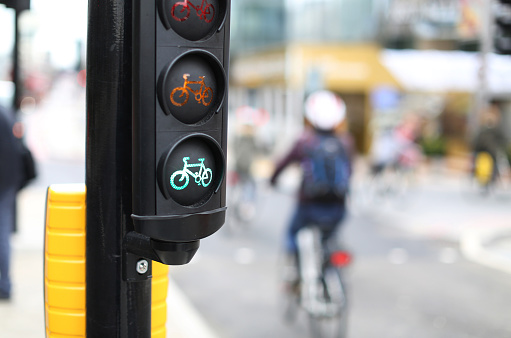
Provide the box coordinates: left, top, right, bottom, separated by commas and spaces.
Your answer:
270, 90, 354, 261
472, 103, 508, 186
368, 114, 422, 199
0, 105, 24, 300
225, 120, 262, 231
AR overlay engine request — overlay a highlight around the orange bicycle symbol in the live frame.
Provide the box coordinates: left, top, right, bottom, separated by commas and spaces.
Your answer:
171, 0, 215, 23
170, 74, 213, 107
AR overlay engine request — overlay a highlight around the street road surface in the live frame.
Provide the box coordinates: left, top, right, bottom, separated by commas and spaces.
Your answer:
171, 182, 511, 338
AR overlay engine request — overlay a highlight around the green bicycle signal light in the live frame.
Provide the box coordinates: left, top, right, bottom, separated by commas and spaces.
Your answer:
170, 157, 213, 191
157, 133, 224, 207
132, 0, 230, 265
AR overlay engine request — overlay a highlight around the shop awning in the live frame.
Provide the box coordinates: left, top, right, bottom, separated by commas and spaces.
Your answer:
381, 49, 511, 94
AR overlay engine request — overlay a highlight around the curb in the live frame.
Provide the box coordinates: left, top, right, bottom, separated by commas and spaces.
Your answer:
460, 228, 511, 276
167, 277, 219, 338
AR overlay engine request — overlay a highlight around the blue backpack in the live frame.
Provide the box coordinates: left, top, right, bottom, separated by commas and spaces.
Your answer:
302, 134, 350, 203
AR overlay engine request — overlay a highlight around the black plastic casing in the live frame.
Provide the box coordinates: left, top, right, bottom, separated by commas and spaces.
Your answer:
132, 0, 230, 265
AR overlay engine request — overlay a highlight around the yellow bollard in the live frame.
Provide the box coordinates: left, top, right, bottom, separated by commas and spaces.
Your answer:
152, 261, 170, 338
44, 184, 87, 338
44, 184, 169, 337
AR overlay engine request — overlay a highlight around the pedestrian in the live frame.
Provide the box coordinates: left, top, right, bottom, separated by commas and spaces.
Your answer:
270, 90, 353, 258
0, 105, 24, 300
472, 103, 508, 182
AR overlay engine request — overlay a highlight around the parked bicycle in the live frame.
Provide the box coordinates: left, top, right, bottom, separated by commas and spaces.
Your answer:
171, 0, 215, 23
170, 73, 213, 107
281, 225, 351, 338
170, 156, 213, 191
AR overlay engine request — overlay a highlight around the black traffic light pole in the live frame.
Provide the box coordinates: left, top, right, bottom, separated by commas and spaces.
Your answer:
86, 0, 151, 336
0, 0, 30, 110
12, 8, 20, 110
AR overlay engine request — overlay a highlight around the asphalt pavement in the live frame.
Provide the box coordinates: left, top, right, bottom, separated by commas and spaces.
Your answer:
350, 160, 511, 276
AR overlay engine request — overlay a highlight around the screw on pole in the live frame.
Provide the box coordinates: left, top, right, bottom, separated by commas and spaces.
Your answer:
136, 260, 149, 274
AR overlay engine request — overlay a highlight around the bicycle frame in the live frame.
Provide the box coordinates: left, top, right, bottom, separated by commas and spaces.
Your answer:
172, 0, 214, 23
188, 0, 206, 13
297, 227, 341, 317
290, 226, 349, 338
183, 75, 207, 103
180, 157, 206, 184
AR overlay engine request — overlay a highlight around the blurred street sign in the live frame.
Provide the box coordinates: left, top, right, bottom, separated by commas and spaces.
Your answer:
370, 86, 400, 111
235, 105, 270, 126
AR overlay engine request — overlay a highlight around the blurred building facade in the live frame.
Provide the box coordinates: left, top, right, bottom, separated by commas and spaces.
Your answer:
229, 0, 511, 158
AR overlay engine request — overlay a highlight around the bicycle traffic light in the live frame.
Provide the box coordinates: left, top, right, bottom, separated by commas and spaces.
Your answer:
132, 0, 230, 265
495, 0, 511, 54
0, 0, 30, 11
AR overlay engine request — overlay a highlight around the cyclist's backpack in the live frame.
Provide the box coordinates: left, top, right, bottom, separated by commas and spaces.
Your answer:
302, 134, 350, 203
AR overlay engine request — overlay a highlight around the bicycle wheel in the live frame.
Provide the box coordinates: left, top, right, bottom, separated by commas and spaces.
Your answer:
171, 2, 190, 22
201, 168, 213, 187
202, 87, 213, 106
308, 267, 348, 338
170, 171, 190, 191
203, 4, 215, 23
170, 87, 189, 107
277, 253, 301, 325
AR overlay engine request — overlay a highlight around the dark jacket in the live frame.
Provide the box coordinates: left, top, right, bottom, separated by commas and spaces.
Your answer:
270, 128, 353, 203
0, 106, 23, 194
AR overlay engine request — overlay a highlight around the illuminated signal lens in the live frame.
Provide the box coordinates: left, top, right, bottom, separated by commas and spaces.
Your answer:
158, 134, 224, 206
158, 0, 227, 41
158, 50, 226, 125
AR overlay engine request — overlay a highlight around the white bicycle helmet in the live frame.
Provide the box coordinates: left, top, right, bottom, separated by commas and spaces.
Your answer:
305, 90, 346, 131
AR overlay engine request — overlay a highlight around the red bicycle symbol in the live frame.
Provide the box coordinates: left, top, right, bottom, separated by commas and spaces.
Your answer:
171, 0, 215, 23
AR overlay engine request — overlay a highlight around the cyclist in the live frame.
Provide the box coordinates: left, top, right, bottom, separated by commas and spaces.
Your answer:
270, 90, 353, 266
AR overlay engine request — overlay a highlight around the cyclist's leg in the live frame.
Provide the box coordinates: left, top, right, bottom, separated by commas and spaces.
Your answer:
286, 204, 309, 255
325, 206, 345, 240
282, 204, 309, 290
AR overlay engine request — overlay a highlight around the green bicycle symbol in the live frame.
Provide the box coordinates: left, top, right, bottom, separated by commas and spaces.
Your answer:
170, 156, 213, 191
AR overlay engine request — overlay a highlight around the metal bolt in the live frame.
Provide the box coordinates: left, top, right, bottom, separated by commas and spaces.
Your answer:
136, 259, 149, 274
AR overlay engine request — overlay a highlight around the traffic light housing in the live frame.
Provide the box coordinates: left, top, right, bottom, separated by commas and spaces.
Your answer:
495, 0, 511, 54
0, 0, 30, 11
132, 0, 230, 265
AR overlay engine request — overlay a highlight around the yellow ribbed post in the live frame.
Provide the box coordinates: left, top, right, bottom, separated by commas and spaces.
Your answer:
151, 261, 169, 338
44, 184, 169, 337
44, 184, 87, 338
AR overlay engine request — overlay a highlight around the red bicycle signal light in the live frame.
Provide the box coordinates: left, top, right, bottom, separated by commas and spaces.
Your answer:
158, 0, 228, 41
